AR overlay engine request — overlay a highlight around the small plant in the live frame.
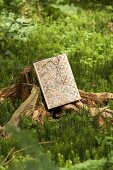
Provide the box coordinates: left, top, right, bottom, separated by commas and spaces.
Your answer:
1, 1, 113, 169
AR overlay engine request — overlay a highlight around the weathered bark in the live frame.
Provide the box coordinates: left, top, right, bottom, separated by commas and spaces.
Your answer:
0, 66, 113, 138
0, 84, 20, 102
1, 66, 113, 107
1, 83, 113, 108
7, 86, 39, 127
0, 86, 49, 138
79, 90, 113, 107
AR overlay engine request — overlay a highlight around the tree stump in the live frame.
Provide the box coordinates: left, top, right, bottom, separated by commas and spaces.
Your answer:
0, 66, 113, 137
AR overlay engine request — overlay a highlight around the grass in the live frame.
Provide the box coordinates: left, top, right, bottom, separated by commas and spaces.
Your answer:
1, 0, 113, 169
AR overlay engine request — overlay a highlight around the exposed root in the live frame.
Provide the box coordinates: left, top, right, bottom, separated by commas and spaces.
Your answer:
1, 66, 113, 138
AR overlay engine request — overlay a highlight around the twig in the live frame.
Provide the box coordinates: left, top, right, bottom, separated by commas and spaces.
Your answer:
1, 146, 31, 166
1, 141, 54, 166
38, 141, 55, 145
22, 83, 35, 86
1, 147, 15, 165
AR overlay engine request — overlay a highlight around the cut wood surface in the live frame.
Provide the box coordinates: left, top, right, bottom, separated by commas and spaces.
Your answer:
0, 66, 113, 137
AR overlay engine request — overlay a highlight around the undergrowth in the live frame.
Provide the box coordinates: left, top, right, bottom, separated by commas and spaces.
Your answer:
1, 0, 113, 169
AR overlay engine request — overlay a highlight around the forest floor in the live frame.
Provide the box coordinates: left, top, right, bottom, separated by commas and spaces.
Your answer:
1, 1, 113, 170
